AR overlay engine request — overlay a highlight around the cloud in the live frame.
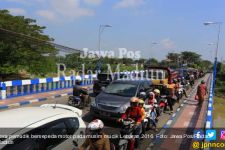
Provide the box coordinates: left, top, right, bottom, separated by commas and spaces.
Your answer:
50, 0, 94, 18
114, 0, 145, 8
36, 0, 95, 22
160, 38, 176, 49
8, 8, 26, 15
36, 10, 56, 21
84, 0, 103, 6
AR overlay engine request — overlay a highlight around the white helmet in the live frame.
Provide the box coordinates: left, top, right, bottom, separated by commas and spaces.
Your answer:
88, 119, 104, 131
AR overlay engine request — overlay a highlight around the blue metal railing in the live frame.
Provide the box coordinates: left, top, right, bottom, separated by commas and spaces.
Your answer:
0, 70, 168, 100
0, 74, 96, 100
205, 58, 217, 129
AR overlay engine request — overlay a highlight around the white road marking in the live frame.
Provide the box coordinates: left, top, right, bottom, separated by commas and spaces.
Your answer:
166, 120, 173, 126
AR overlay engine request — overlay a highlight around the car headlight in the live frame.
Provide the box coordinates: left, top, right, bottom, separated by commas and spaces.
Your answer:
91, 99, 96, 107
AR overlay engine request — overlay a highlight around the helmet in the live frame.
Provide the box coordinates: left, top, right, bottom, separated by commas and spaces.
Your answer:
154, 89, 160, 94
138, 99, 145, 104
139, 92, 146, 98
130, 97, 139, 103
149, 92, 154, 95
88, 119, 104, 131
201, 80, 205, 84
173, 79, 177, 83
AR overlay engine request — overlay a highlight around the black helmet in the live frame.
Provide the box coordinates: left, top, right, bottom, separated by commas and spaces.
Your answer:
201, 80, 205, 84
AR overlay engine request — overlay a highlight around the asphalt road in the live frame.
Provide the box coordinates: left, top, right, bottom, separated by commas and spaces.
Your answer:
1, 75, 209, 150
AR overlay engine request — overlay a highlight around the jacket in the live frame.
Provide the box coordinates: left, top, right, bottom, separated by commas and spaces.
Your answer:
79, 133, 110, 150
121, 106, 142, 124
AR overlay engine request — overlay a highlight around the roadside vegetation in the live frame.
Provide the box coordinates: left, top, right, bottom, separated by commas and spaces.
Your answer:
213, 62, 225, 127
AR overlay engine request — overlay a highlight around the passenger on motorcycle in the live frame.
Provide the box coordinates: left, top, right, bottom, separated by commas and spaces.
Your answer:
119, 97, 142, 149
138, 99, 146, 135
147, 92, 158, 131
79, 119, 110, 150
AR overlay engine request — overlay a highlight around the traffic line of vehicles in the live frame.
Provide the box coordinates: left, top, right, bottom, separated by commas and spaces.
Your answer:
0, 67, 205, 150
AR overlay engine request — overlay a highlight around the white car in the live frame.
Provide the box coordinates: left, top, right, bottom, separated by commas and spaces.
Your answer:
0, 104, 86, 150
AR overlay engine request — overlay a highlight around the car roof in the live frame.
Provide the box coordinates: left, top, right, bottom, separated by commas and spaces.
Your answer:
113, 78, 151, 84
0, 107, 74, 128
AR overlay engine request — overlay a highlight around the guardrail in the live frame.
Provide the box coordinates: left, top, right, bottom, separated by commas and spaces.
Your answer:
205, 73, 214, 129
0, 75, 96, 100
0, 69, 168, 100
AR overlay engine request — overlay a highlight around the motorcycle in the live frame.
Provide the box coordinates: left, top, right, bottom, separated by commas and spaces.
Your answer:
118, 118, 136, 150
144, 104, 157, 129
68, 95, 83, 108
68, 86, 91, 108
176, 88, 183, 102
159, 95, 168, 114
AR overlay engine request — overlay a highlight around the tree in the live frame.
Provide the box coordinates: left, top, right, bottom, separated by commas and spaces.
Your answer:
181, 51, 201, 66
144, 58, 158, 68
0, 9, 57, 79
198, 60, 213, 71
166, 53, 181, 68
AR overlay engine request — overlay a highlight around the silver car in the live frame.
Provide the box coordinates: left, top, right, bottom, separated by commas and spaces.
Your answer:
90, 79, 152, 120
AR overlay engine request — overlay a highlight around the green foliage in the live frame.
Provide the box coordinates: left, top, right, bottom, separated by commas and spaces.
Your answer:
0, 9, 57, 79
181, 51, 201, 65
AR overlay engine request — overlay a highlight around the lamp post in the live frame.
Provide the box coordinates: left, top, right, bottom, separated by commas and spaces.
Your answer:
98, 24, 112, 56
204, 22, 222, 59
96, 25, 112, 72
204, 21, 222, 98
208, 43, 215, 62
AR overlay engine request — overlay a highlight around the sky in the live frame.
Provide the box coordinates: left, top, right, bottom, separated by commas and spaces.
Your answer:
0, 0, 225, 61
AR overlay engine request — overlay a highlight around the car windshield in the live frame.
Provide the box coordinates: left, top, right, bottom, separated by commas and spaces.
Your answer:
104, 82, 138, 97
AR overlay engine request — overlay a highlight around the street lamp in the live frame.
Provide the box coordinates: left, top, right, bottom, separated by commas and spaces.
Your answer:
204, 21, 222, 59
204, 21, 222, 94
98, 24, 112, 57
208, 43, 215, 62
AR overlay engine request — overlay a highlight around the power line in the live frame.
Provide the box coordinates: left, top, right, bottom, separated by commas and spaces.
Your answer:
0, 27, 83, 54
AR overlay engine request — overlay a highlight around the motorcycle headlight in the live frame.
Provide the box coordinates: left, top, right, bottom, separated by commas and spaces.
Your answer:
91, 99, 96, 107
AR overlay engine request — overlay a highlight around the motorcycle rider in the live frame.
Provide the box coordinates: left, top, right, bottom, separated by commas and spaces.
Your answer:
147, 92, 158, 131
153, 89, 161, 102
139, 91, 147, 101
174, 79, 182, 102
119, 97, 142, 149
78, 119, 110, 150
73, 85, 90, 107
153, 89, 164, 115
177, 78, 188, 98
167, 82, 175, 115
190, 73, 195, 87
138, 99, 147, 135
